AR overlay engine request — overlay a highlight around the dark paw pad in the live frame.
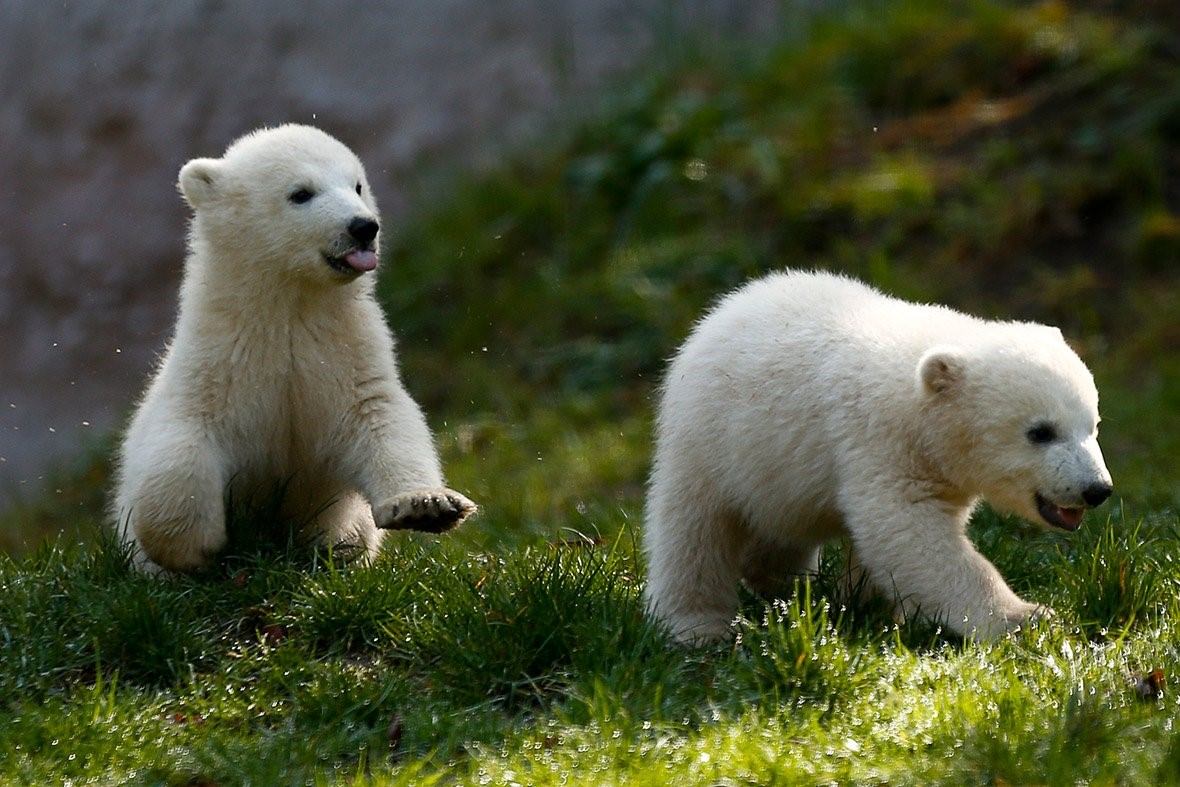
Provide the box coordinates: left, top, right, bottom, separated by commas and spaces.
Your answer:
375, 488, 477, 533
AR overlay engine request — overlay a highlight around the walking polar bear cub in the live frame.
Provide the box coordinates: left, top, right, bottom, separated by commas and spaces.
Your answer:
644, 271, 1113, 643
114, 124, 475, 574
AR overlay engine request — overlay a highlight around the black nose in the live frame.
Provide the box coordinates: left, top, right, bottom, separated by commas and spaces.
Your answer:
347, 217, 379, 247
1082, 482, 1113, 507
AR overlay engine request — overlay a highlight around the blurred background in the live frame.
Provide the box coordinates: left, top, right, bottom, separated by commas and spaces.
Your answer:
1, 0, 1176, 551
0, 0, 781, 506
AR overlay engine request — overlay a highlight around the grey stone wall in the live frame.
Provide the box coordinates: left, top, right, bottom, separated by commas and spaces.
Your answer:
0, 0, 781, 507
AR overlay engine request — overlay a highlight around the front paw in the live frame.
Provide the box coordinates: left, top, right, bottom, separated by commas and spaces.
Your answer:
373, 488, 477, 533
1004, 600, 1055, 628
977, 601, 1054, 640
1026, 603, 1056, 626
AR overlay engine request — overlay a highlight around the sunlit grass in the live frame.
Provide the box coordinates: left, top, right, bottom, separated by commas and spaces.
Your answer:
5, 509, 1179, 783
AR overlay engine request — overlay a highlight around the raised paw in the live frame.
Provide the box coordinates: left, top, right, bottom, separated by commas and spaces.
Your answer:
373, 488, 477, 533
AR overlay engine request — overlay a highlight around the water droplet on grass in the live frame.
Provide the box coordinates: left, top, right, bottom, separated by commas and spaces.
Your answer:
683, 159, 707, 181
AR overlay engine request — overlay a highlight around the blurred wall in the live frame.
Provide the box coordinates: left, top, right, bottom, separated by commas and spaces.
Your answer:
0, 0, 780, 508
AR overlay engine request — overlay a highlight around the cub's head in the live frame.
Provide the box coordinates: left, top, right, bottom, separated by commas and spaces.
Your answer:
917, 325, 1113, 531
178, 124, 380, 283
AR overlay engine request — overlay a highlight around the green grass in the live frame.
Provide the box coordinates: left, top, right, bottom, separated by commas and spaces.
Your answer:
4, 509, 1180, 784
3, 0, 1180, 782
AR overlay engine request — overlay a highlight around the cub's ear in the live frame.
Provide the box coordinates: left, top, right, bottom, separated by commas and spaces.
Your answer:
917, 346, 965, 395
1031, 323, 1064, 342
178, 157, 221, 210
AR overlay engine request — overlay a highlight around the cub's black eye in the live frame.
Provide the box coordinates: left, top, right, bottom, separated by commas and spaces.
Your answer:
288, 188, 314, 205
1026, 423, 1057, 445
355, 182, 363, 196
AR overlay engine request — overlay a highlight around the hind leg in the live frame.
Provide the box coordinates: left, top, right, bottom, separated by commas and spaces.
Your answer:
290, 483, 385, 563
115, 423, 227, 574
644, 480, 745, 644
837, 543, 880, 607
740, 535, 820, 598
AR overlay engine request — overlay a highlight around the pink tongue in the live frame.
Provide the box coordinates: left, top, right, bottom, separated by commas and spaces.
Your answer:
344, 250, 378, 272
1057, 507, 1084, 528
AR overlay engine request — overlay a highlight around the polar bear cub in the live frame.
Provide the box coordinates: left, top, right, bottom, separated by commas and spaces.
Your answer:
644, 270, 1113, 643
113, 124, 476, 574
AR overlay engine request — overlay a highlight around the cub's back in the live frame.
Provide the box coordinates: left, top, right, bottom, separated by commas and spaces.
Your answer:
654, 271, 971, 522
661, 271, 885, 413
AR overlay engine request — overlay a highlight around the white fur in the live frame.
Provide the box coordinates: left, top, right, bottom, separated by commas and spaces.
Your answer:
644, 270, 1113, 643
113, 124, 474, 574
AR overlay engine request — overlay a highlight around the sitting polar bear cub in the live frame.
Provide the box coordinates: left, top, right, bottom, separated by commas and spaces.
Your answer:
644, 270, 1113, 643
114, 124, 476, 574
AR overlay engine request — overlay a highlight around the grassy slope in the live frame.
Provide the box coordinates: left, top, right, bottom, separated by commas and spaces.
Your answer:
3, 0, 1180, 782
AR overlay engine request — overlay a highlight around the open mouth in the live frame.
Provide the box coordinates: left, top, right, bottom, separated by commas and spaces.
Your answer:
323, 248, 378, 276
1035, 492, 1085, 532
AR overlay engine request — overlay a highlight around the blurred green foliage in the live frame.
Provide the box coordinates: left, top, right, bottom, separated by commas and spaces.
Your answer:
376, 0, 1179, 546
